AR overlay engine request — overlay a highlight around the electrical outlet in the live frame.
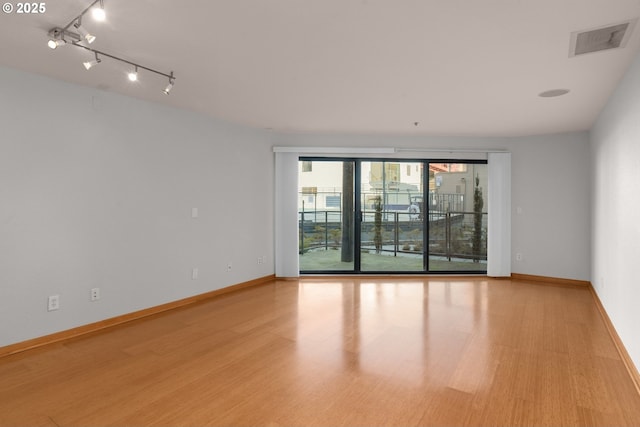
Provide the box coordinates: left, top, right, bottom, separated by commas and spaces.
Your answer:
192, 268, 199, 280
48, 295, 60, 311
226, 262, 232, 272
90, 288, 100, 301
257, 257, 262, 265
516, 253, 523, 262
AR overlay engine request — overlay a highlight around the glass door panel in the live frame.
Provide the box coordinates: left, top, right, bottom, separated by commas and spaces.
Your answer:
360, 161, 424, 272
298, 160, 355, 272
298, 159, 488, 274
427, 163, 488, 272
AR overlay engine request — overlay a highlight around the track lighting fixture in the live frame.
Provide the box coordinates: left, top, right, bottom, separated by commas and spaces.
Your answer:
83, 52, 101, 70
70, 42, 176, 89
163, 81, 174, 95
74, 18, 96, 44
47, 28, 74, 49
163, 73, 175, 95
47, 0, 176, 94
47, 38, 66, 49
128, 66, 138, 82
92, 0, 106, 21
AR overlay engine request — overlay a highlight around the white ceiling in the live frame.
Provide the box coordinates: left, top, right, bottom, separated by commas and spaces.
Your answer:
1, 0, 640, 137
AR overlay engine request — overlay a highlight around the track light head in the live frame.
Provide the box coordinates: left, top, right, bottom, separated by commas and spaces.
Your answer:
163, 72, 175, 95
47, 38, 66, 49
74, 19, 96, 44
47, 28, 68, 49
83, 53, 101, 70
83, 59, 98, 70
92, 0, 106, 21
162, 82, 174, 95
92, 8, 106, 21
128, 66, 138, 82
162, 81, 174, 95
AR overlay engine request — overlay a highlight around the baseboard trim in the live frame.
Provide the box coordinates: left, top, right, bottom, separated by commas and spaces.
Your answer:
512, 272, 640, 395
0, 274, 275, 358
588, 284, 640, 397
5, 273, 639, 398
511, 273, 590, 288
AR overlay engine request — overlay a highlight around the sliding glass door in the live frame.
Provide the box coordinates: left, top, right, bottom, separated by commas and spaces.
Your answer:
298, 158, 487, 274
360, 161, 425, 272
427, 162, 488, 272
298, 160, 355, 271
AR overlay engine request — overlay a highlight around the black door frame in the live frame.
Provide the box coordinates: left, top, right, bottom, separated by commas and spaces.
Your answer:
299, 157, 487, 275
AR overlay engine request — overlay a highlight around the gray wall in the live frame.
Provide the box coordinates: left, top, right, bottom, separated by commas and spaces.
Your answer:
509, 133, 591, 280
590, 50, 640, 369
1, 64, 593, 348
277, 131, 592, 281
0, 66, 274, 347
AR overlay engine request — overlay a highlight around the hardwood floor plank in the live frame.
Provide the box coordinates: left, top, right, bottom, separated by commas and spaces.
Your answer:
419, 387, 476, 427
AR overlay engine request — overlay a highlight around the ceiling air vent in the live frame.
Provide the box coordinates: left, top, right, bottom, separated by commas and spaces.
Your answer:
569, 19, 637, 57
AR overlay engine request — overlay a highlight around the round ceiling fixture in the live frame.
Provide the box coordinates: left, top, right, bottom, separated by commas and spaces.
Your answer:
538, 89, 570, 98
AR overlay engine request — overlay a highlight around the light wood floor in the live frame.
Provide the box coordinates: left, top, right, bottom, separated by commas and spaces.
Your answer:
2, 277, 640, 426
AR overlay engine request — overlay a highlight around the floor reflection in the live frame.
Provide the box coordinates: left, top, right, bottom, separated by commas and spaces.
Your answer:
295, 278, 497, 391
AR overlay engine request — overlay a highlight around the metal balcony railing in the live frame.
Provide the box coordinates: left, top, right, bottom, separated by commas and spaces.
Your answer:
299, 210, 487, 263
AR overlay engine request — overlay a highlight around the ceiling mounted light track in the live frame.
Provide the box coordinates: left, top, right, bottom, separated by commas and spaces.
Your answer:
46, 0, 176, 94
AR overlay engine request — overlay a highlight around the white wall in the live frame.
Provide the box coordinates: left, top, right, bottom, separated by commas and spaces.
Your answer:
0, 66, 274, 347
590, 51, 640, 369
276, 131, 591, 281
